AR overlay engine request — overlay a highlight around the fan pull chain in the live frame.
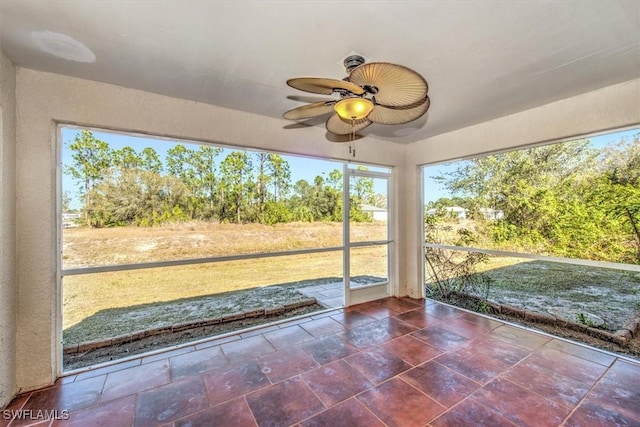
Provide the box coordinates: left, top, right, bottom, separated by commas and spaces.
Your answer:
350, 118, 356, 158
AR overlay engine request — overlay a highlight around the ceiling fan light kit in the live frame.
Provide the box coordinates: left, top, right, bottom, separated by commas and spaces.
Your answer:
334, 97, 374, 120
283, 54, 430, 141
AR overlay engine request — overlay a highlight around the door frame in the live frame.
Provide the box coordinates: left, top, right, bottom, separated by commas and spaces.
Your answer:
342, 166, 394, 306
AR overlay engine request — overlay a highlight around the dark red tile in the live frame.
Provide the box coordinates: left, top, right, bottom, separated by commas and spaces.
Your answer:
377, 297, 423, 313
457, 311, 503, 329
73, 359, 141, 381
301, 335, 359, 365
347, 301, 400, 319
544, 339, 616, 367
431, 398, 515, 427
258, 347, 319, 383
263, 325, 314, 350
174, 397, 257, 427
52, 395, 135, 427
300, 398, 384, 427
330, 311, 377, 328
140, 346, 195, 364
565, 398, 640, 427
245, 376, 325, 427
437, 335, 529, 383
423, 302, 464, 320
240, 325, 280, 339
525, 346, 608, 383
301, 360, 374, 407
411, 325, 470, 351
470, 378, 570, 426
602, 359, 640, 388
1, 395, 29, 427
585, 377, 640, 421
401, 361, 480, 407
194, 334, 241, 350
357, 377, 445, 427
20, 375, 105, 414
345, 347, 412, 383
134, 376, 209, 427
393, 308, 440, 329
436, 341, 527, 384
0, 395, 29, 427
169, 345, 228, 380
298, 317, 345, 338
55, 375, 77, 385
342, 317, 418, 349
311, 308, 343, 320
489, 325, 550, 351
220, 335, 276, 363
439, 315, 499, 339
101, 360, 171, 402
503, 358, 592, 407
380, 335, 443, 365
202, 360, 269, 406
3, 392, 29, 411
3, 418, 50, 427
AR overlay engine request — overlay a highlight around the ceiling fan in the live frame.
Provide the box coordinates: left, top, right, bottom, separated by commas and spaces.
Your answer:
283, 55, 430, 137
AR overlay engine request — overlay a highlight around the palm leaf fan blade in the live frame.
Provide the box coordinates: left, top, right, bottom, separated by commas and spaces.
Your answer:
325, 114, 371, 135
287, 77, 365, 95
283, 101, 336, 120
349, 62, 428, 107
367, 96, 430, 125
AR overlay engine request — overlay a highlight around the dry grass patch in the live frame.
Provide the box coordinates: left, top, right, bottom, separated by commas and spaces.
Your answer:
62, 222, 388, 330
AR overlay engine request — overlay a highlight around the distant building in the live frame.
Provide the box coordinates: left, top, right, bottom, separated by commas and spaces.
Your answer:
361, 204, 388, 221
62, 212, 81, 228
426, 206, 467, 219
425, 206, 504, 220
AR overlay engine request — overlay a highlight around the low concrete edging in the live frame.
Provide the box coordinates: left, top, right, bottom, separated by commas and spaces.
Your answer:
63, 297, 318, 355
486, 300, 638, 347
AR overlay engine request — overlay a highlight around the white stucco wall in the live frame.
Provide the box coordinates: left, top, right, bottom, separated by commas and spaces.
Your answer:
13, 69, 403, 392
0, 51, 17, 407
399, 78, 640, 298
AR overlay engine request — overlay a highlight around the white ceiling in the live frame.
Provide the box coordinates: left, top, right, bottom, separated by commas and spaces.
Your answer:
1, 1, 639, 144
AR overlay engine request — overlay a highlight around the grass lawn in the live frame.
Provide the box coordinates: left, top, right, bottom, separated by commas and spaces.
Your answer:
62, 222, 388, 338
426, 252, 640, 331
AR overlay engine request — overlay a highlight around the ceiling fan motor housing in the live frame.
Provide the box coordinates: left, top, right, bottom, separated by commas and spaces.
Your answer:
343, 55, 366, 73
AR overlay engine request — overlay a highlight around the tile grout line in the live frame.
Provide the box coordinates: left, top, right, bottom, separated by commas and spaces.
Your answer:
557, 355, 621, 425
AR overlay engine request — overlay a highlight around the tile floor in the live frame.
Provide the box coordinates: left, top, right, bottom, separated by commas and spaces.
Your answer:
3, 297, 639, 427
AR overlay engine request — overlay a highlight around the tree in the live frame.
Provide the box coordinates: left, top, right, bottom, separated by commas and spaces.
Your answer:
65, 130, 112, 223
434, 137, 640, 264
220, 151, 253, 223
86, 168, 189, 227
190, 146, 222, 219
254, 153, 272, 217
112, 146, 143, 170
166, 144, 194, 182
267, 154, 291, 201
140, 147, 163, 173
591, 135, 640, 262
